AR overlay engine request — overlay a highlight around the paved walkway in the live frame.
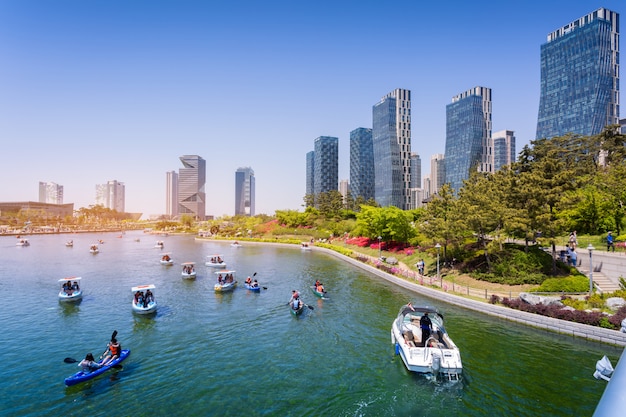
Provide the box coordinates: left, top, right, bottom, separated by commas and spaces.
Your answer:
556, 246, 626, 293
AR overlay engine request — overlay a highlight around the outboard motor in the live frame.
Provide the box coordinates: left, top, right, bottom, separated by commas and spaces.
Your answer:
432, 351, 441, 373
593, 355, 614, 381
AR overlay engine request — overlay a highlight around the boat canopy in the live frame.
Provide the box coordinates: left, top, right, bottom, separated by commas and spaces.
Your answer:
181, 262, 196, 266
398, 304, 443, 320
131, 284, 156, 292
215, 270, 235, 275
59, 276, 82, 282
207, 254, 224, 258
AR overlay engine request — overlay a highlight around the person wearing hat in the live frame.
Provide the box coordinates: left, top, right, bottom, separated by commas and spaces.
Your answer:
607, 231, 615, 252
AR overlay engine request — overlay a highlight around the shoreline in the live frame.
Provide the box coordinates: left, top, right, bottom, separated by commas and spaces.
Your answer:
200, 237, 626, 347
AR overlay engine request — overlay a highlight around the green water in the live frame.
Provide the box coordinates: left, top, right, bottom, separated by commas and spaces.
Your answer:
0, 232, 621, 416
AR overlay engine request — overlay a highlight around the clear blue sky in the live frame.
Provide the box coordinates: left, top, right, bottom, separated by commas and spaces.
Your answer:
0, 1, 623, 219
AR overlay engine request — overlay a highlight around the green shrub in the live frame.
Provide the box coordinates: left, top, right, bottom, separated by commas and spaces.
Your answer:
534, 275, 589, 292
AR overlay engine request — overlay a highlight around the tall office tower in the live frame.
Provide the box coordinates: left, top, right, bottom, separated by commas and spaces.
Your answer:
313, 136, 339, 200
492, 130, 516, 171
305, 151, 315, 205
444, 86, 492, 193
621, 118, 626, 134
410, 153, 421, 190
422, 174, 431, 201
95, 180, 125, 212
373, 88, 411, 209
178, 155, 206, 220
349, 127, 374, 202
38, 181, 63, 204
536, 8, 619, 140
430, 154, 445, 195
235, 167, 255, 216
166, 170, 178, 218
339, 179, 349, 204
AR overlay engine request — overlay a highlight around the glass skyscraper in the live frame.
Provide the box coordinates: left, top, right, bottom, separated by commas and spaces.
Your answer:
492, 130, 516, 171
95, 180, 125, 212
372, 88, 411, 209
235, 167, 255, 216
305, 151, 315, 199
444, 86, 492, 193
313, 136, 338, 198
349, 127, 374, 202
178, 155, 206, 220
536, 8, 619, 139
166, 170, 178, 218
38, 181, 63, 204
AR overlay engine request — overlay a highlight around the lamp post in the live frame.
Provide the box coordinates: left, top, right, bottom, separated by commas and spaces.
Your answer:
435, 243, 441, 287
377, 236, 382, 259
587, 244, 595, 295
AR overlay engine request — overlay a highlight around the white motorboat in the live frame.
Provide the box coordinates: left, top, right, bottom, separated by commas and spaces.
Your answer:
205, 254, 226, 268
390, 304, 462, 381
89, 244, 99, 254
16, 238, 30, 247
132, 284, 157, 314
231, 241, 242, 248
154, 241, 164, 249
65, 240, 74, 247
301, 242, 312, 250
58, 276, 82, 302
214, 270, 237, 292
181, 262, 197, 279
160, 253, 173, 265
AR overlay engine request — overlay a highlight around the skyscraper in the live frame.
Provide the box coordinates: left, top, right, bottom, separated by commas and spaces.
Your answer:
38, 181, 63, 204
313, 136, 338, 199
409, 152, 421, 190
178, 155, 206, 220
492, 130, 516, 171
536, 8, 620, 139
305, 151, 315, 201
339, 179, 349, 204
235, 167, 255, 216
349, 127, 374, 202
166, 171, 178, 218
430, 154, 445, 195
372, 88, 411, 209
444, 86, 492, 193
95, 180, 125, 212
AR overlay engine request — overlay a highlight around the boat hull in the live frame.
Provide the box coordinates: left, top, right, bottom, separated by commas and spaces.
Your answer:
58, 290, 83, 302
310, 286, 326, 298
290, 305, 304, 316
244, 284, 261, 292
64, 349, 130, 386
206, 262, 227, 268
182, 272, 197, 279
132, 300, 157, 314
214, 282, 237, 292
160, 260, 173, 266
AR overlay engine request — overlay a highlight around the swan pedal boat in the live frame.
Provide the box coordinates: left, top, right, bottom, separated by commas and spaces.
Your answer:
58, 277, 83, 302
214, 270, 237, 292
390, 304, 462, 381
181, 262, 197, 279
64, 349, 130, 386
131, 284, 157, 314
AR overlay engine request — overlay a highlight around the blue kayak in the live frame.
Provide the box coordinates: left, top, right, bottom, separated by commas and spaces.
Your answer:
244, 283, 261, 292
64, 349, 130, 386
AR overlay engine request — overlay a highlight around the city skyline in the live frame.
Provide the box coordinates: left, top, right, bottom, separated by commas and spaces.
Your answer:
1, 1, 623, 218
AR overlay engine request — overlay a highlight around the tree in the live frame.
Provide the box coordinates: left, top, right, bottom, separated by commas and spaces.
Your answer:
419, 184, 465, 260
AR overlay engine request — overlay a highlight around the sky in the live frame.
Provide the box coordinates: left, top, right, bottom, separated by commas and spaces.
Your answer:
0, 1, 623, 219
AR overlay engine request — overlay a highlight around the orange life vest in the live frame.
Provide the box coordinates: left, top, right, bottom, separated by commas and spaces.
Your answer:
110, 342, 120, 356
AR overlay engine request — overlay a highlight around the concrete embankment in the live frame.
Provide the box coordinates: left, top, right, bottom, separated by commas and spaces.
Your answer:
313, 245, 626, 347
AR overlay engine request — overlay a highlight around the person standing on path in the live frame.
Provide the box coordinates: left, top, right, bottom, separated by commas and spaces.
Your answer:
607, 231, 615, 252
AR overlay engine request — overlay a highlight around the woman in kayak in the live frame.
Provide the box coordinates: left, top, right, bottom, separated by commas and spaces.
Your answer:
78, 353, 101, 373
101, 337, 121, 366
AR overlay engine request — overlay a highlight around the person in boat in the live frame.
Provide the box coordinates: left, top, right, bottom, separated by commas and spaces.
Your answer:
134, 291, 144, 306
245, 276, 252, 285
72, 281, 80, 291
316, 282, 325, 293
291, 296, 302, 311
162, 254, 170, 261
217, 256, 223, 263
144, 289, 154, 307
288, 290, 300, 305
78, 353, 101, 373
226, 274, 233, 283
314, 279, 321, 288
63, 281, 72, 294
420, 312, 433, 343
251, 279, 259, 288
101, 337, 121, 366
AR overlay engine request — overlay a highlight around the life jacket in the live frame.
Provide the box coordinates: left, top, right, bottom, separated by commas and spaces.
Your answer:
110, 342, 120, 356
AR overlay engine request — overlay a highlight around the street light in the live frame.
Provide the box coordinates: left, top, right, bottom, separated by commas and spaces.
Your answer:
435, 243, 441, 287
377, 236, 382, 259
587, 244, 595, 295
